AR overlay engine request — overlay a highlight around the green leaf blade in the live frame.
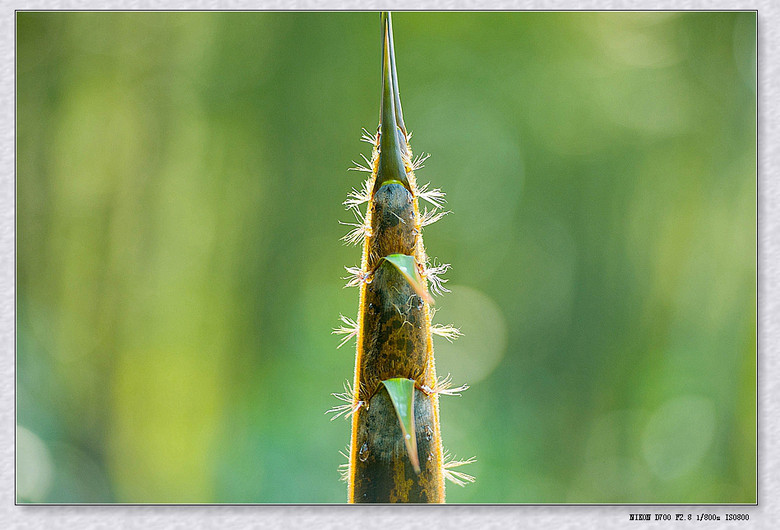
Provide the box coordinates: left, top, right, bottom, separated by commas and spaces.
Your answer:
382, 377, 420, 474
383, 254, 433, 305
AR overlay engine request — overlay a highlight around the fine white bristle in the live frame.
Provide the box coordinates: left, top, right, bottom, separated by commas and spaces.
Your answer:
411, 152, 431, 171
339, 207, 371, 246
326, 380, 364, 421
431, 323, 462, 343
361, 127, 378, 145
420, 373, 469, 397
332, 314, 359, 348
344, 179, 372, 209
343, 266, 371, 288
424, 260, 451, 296
419, 207, 450, 228
443, 451, 476, 487
417, 182, 446, 209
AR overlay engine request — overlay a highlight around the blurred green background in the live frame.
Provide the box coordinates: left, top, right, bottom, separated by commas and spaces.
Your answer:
16, 11, 755, 503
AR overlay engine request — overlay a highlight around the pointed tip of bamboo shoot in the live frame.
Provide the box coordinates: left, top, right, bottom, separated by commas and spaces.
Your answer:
381, 377, 420, 474
376, 11, 410, 194
384, 12, 406, 135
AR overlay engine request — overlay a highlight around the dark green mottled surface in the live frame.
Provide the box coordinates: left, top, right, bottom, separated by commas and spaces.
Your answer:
352, 387, 443, 503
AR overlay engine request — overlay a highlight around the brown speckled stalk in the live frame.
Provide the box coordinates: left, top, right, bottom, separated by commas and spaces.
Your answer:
346, 13, 445, 503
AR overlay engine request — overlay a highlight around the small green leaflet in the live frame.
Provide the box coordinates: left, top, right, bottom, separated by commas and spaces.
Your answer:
383, 254, 433, 305
382, 378, 420, 474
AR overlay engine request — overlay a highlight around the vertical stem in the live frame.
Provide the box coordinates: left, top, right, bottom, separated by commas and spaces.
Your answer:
346, 12, 445, 503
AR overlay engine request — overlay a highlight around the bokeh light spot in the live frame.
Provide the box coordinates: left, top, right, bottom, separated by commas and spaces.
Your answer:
641, 395, 716, 480
16, 425, 54, 502
432, 285, 508, 386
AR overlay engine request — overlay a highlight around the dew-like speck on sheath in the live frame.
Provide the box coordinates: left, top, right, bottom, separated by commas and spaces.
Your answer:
328, 12, 474, 503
